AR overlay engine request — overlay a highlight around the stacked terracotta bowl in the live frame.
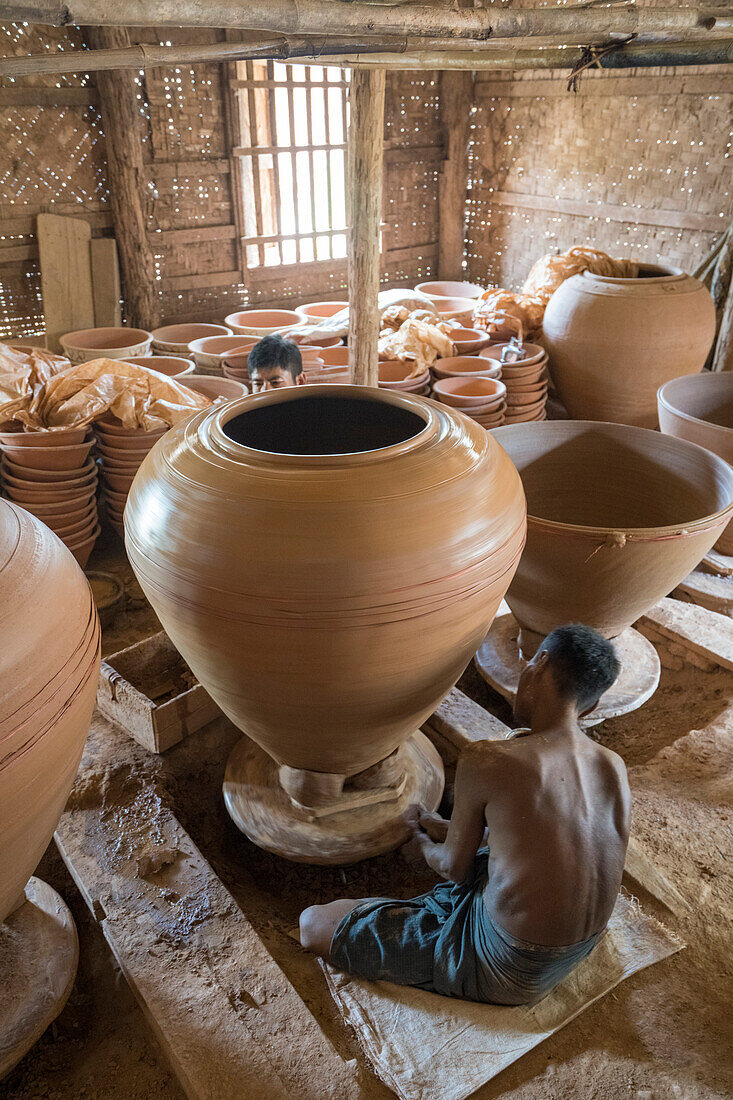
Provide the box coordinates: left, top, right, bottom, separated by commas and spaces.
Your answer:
151, 323, 231, 355
184, 375, 248, 402
124, 355, 195, 379
95, 417, 166, 538
189, 335, 257, 377
433, 355, 502, 383
0, 425, 99, 567
432, 376, 507, 429
378, 361, 431, 395
224, 309, 301, 337
480, 342, 549, 424
448, 328, 493, 356
60, 326, 152, 364
295, 301, 348, 323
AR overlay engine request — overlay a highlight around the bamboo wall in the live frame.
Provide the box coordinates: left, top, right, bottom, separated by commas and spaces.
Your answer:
0, 24, 443, 337
464, 65, 733, 290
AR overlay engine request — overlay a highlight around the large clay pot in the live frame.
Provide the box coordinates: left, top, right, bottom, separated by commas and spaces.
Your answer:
542, 265, 715, 429
125, 387, 526, 776
491, 421, 733, 641
658, 372, 733, 555
0, 500, 100, 921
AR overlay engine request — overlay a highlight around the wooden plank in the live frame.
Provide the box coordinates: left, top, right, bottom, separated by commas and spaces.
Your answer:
233, 143, 347, 157
90, 237, 121, 327
165, 269, 242, 291
475, 74, 733, 99
674, 570, 733, 618
36, 213, 95, 352
0, 244, 39, 262
385, 144, 444, 164
1, 211, 113, 235
481, 189, 726, 234
54, 711, 359, 1100
148, 159, 231, 179
641, 597, 733, 671
151, 225, 238, 245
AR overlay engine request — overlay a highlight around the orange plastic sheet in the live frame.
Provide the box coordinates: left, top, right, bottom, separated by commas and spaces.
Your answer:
13, 358, 210, 432
0, 343, 72, 426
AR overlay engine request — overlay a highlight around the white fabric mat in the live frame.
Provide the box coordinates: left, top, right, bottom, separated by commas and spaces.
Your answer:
321, 892, 682, 1100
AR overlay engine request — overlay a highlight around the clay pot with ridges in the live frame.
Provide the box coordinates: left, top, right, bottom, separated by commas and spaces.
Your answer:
0, 499, 100, 921
448, 328, 492, 355
124, 387, 527, 776
542, 265, 715, 428
59, 327, 152, 364
490, 421, 733, 640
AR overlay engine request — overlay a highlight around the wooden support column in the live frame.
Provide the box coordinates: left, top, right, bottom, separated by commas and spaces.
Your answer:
348, 68, 385, 387
84, 26, 160, 331
438, 70, 473, 281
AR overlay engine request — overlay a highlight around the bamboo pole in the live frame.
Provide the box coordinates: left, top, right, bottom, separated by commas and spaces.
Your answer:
6, 0, 729, 41
348, 69, 385, 388
84, 26, 159, 331
2, 36, 732, 78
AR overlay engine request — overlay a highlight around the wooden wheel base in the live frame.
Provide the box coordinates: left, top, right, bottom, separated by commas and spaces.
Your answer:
223, 732, 444, 865
0, 878, 79, 1080
474, 613, 661, 726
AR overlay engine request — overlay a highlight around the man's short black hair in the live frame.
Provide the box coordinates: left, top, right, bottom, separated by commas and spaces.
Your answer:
542, 624, 620, 714
247, 335, 302, 379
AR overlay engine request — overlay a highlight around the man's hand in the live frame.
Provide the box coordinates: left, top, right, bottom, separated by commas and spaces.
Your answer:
403, 804, 453, 878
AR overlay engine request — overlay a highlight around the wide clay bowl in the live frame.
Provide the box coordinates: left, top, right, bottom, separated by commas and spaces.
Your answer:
95, 415, 166, 438
490, 421, 733, 641
183, 375, 248, 402
3, 440, 95, 471
295, 301, 348, 323
432, 376, 506, 408
60, 326, 152, 364
188, 336, 258, 373
1, 457, 97, 486
658, 371, 733, 554
104, 471, 136, 493
66, 525, 101, 569
316, 347, 350, 367
542, 265, 715, 429
151, 323, 231, 355
0, 426, 89, 447
98, 445, 152, 467
96, 428, 166, 451
428, 297, 475, 325
123, 355, 195, 379
482, 342, 546, 368
433, 356, 502, 380
5, 483, 97, 507
415, 281, 484, 301
506, 389, 548, 409
448, 328, 492, 355
377, 361, 430, 387
52, 513, 99, 541
125, 386, 527, 777
222, 350, 252, 373
291, 333, 342, 349
0, 499, 100, 921
225, 310, 301, 336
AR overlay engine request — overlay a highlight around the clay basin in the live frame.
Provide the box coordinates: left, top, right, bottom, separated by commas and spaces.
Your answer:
1, 456, 97, 484
123, 355, 195, 378
96, 415, 165, 437
60, 326, 152, 364
432, 377, 506, 408
658, 371, 733, 555
433, 356, 502, 380
482, 342, 546, 368
151, 323, 231, 355
377, 362, 430, 389
490, 421, 733, 641
0, 425, 89, 447
506, 387, 548, 408
3, 440, 94, 471
224, 310, 301, 336
292, 333, 341, 349
318, 347, 350, 367
448, 328, 492, 355
415, 281, 484, 301
428, 297, 475, 325
188, 336, 258, 372
295, 301, 348, 323
96, 429, 165, 451
183, 375, 248, 402
222, 350, 251, 373
98, 442, 153, 465
5, 483, 96, 507
222, 365, 250, 382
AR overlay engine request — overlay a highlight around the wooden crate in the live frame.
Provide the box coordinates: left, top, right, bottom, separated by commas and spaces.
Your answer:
97, 631, 221, 753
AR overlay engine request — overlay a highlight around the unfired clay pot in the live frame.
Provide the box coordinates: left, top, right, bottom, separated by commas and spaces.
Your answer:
490, 421, 733, 643
151, 323, 231, 355
124, 355, 195, 379
0, 499, 100, 922
224, 310, 301, 337
295, 301, 348, 323
318, 347, 350, 367
3, 441, 94, 471
433, 356, 502, 380
188, 336, 257, 375
124, 388, 527, 777
60, 327, 152, 364
658, 371, 733, 555
428, 297, 475, 325
449, 328, 492, 355
415, 281, 483, 300
542, 265, 716, 428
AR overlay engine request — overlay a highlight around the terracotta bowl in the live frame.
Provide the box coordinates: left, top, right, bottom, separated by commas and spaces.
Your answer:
103, 471, 137, 493
1, 457, 97, 486
472, 411, 506, 428
188, 336, 258, 373
415, 281, 483, 301
123, 355, 195, 379
222, 351, 251, 373
60, 327, 152, 364
292, 333, 342, 349
5, 483, 97, 507
447, 328, 492, 355
491, 420, 733, 641
505, 375, 549, 393
296, 347, 326, 365
183, 375, 248, 402
433, 356, 502, 380
52, 513, 99, 541
99, 453, 145, 473
96, 429, 165, 452
506, 388, 548, 409
151, 323, 231, 355
224, 310, 301, 337
482, 342, 547, 368
0, 426, 89, 447
377, 361, 430, 386
658, 371, 733, 554
102, 486, 128, 507
295, 301, 348, 323
432, 377, 507, 407
98, 441, 153, 463
95, 415, 166, 437
318, 347, 350, 367
429, 297, 476, 325
66, 525, 101, 569
24, 503, 97, 531
104, 499, 126, 521
3, 440, 95, 471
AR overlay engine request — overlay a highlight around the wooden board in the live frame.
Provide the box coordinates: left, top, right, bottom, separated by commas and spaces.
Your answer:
674, 570, 733, 619
54, 711, 359, 1100
36, 213, 95, 352
641, 598, 733, 673
90, 237, 121, 327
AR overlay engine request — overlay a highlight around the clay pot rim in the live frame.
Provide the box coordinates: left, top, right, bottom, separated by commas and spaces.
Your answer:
657, 374, 733, 437
184, 376, 248, 400
492, 420, 733, 538
296, 301, 348, 316
205, 385, 442, 466
587, 263, 684, 286
60, 327, 152, 351
152, 323, 232, 343
415, 281, 484, 300
432, 376, 506, 403
224, 309, 301, 330
189, 335, 258, 357
122, 356, 196, 377
430, 297, 475, 315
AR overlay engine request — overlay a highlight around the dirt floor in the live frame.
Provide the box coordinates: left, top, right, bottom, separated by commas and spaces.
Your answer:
2, 531, 733, 1100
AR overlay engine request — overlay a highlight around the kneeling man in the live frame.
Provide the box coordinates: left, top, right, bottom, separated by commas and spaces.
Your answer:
300, 624, 630, 1005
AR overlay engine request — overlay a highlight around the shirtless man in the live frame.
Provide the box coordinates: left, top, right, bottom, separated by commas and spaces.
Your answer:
300, 623, 631, 1004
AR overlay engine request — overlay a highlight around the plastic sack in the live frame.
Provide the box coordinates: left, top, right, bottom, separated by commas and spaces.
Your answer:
0, 343, 71, 426
378, 317, 454, 374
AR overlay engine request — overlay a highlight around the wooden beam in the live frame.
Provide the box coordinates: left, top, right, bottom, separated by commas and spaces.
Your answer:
348, 68, 385, 388
85, 26, 159, 330
475, 74, 733, 98
480, 189, 727, 234
438, 70, 473, 281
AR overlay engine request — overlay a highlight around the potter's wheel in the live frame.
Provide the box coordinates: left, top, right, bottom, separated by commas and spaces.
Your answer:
223, 732, 444, 865
0, 878, 79, 1079
474, 612, 661, 726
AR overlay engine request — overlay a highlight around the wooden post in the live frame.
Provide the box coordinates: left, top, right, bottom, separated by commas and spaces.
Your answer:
84, 26, 160, 331
712, 278, 733, 371
348, 69, 385, 387
438, 70, 473, 281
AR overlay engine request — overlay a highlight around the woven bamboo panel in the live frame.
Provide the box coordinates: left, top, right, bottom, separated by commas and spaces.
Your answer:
465, 64, 733, 290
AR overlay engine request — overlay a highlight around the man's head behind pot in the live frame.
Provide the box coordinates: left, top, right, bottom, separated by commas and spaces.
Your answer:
247, 335, 306, 392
